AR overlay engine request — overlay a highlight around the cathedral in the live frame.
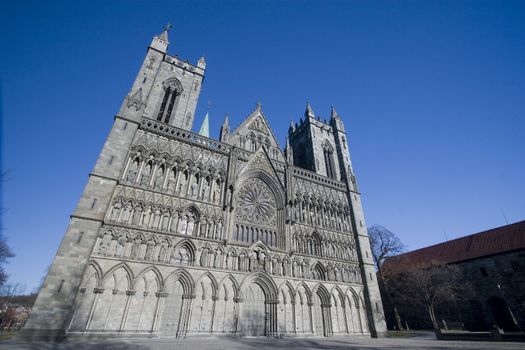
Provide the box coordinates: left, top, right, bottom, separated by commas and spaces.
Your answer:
22, 27, 386, 339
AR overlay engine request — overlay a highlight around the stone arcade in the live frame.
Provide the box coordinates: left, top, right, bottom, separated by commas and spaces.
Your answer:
21, 27, 386, 339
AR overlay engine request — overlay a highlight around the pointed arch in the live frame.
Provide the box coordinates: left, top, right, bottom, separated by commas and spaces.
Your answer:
295, 282, 312, 304
239, 271, 278, 300
312, 283, 331, 305
278, 280, 296, 304
311, 261, 327, 281
164, 268, 194, 295
249, 240, 271, 252
171, 239, 196, 266
345, 286, 360, 307
237, 169, 285, 209
217, 274, 240, 299
85, 260, 103, 289
194, 272, 219, 298
133, 265, 163, 292
102, 262, 133, 288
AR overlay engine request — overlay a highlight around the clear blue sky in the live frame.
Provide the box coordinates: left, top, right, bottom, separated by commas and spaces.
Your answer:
1, 1, 524, 291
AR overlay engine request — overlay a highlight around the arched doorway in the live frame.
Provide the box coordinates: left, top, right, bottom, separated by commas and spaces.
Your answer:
160, 279, 188, 337
487, 296, 519, 331
241, 283, 266, 336
313, 292, 324, 336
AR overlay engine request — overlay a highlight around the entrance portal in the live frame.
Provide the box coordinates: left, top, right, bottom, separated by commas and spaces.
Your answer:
241, 283, 266, 336
160, 280, 186, 337
487, 296, 519, 332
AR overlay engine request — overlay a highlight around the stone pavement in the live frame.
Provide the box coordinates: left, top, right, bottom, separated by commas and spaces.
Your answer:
1, 335, 524, 350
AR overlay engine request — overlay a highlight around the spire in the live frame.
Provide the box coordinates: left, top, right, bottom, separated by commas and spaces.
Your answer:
197, 55, 206, 69
220, 113, 230, 142
150, 23, 171, 53
330, 105, 340, 119
305, 101, 315, 118
199, 112, 209, 138
256, 100, 262, 111
159, 22, 172, 41
288, 120, 296, 133
285, 136, 294, 164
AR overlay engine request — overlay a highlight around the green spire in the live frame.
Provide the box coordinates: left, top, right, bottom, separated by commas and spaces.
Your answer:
199, 112, 209, 137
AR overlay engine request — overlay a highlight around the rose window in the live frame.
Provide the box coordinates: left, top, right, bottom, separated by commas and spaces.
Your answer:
236, 178, 276, 226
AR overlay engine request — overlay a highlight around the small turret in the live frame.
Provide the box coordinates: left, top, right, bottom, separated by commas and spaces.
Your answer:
330, 105, 339, 119
150, 23, 172, 53
330, 105, 345, 132
285, 136, 294, 164
220, 113, 230, 142
197, 55, 206, 70
305, 101, 315, 119
288, 120, 296, 134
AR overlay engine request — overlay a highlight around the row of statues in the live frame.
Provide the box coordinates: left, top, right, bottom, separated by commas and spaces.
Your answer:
124, 157, 223, 204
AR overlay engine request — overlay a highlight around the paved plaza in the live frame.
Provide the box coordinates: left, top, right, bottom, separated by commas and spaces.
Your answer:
1, 334, 523, 350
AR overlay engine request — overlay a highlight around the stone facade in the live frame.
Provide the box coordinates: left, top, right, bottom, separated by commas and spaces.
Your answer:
21, 27, 386, 339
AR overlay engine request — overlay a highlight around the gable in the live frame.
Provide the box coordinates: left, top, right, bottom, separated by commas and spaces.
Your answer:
229, 106, 285, 162
237, 147, 285, 191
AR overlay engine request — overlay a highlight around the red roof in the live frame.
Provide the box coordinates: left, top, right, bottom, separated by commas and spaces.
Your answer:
382, 220, 525, 273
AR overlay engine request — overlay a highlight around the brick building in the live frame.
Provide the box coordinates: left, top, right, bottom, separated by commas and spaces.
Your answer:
381, 221, 525, 331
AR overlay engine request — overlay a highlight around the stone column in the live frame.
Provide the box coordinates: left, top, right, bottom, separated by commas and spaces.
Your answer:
152, 292, 168, 332
307, 302, 314, 334
85, 288, 104, 330
149, 163, 159, 187
121, 156, 132, 181
233, 297, 243, 335
119, 290, 136, 332
135, 161, 145, 184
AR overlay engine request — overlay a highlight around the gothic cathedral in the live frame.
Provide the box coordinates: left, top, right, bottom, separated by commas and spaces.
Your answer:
22, 27, 386, 339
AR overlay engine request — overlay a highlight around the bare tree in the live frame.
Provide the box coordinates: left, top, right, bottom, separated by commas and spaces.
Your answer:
0, 171, 15, 287
368, 225, 406, 330
368, 225, 406, 271
385, 262, 468, 330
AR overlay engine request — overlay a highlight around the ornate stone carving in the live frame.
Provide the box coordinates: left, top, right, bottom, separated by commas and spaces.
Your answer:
248, 117, 270, 135
126, 88, 145, 111
235, 178, 276, 226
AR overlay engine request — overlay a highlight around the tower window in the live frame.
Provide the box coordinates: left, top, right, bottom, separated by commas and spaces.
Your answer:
322, 141, 336, 179
157, 80, 182, 124
480, 266, 488, 277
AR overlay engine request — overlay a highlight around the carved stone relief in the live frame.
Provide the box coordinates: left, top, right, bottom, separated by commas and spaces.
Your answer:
235, 178, 276, 227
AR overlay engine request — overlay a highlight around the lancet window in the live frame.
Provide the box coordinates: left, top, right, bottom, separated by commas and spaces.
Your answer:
157, 79, 183, 124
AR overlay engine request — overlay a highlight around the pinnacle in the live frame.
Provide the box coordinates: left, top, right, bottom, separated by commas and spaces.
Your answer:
305, 101, 315, 118
331, 105, 339, 119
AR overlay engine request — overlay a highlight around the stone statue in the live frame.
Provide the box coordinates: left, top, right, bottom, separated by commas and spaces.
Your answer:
178, 173, 187, 194
191, 181, 198, 198
142, 206, 152, 228
202, 181, 210, 200
178, 215, 188, 235
167, 170, 176, 193
140, 163, 152, 185
115, 235, 127, 257
214, 182, 221, 203
154, 166, 164, 189
121, 202, 133, 223
132, 204, 143, 225
126, 160, 139, 182
152, 207, 162, 228
97, 232, 112, 255
110, 199, 123, 221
